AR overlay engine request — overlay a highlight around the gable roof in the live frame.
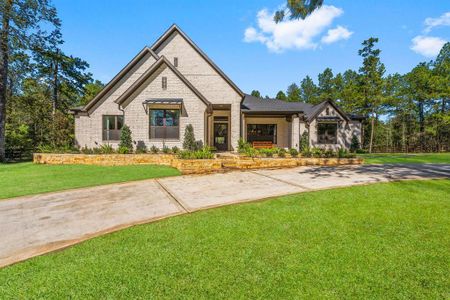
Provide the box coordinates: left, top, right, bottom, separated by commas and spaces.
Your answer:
115, 56, 211, 109
242, 94, 353, 122
81, 47, 159, 113
151, 24, 244, 98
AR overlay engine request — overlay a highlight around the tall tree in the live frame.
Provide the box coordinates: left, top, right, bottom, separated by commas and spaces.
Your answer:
250, 90, 261, 98
79, 80, 104, 106
276, 90, 287, 100
433, 42, 450, 113
275, 0, 324, 22
286, 83, 301, 102
0, 0, 59, 161
299, 75, 318, 104
358, 37, 386, 153
317, 67, 334, 101
405, 62, 434, 150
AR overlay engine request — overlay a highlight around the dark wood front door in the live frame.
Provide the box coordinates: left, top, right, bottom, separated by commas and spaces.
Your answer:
214, 123, 228, 151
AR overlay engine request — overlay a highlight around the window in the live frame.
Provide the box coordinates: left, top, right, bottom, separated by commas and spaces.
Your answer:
162, 77, 167, 90
102, 115, 124, 141
317, 123, 337, 144
247, 124, 277, 144
174, 57, 178, 67
325, 107, 330, 115
150, 109, 180, 139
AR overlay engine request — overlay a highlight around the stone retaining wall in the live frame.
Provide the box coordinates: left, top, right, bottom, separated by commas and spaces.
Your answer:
33, 153, 363, 175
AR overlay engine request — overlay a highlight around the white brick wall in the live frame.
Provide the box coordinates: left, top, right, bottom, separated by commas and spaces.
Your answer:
154, 32, 242, 150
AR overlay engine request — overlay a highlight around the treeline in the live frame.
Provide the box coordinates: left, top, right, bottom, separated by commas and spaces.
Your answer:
252, 38, 450, 153
0, 0, 103, 161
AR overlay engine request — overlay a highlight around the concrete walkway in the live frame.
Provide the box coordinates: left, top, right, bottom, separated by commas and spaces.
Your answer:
1, 164, 449, 268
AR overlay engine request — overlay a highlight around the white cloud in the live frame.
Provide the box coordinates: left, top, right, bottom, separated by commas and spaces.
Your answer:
410, 35, 447, 57
244, 5, 350, 52
321, 25, 353, 44
424, 11, 450, 33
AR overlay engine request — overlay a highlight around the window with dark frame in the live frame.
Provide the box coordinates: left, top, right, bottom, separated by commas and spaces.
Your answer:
174, 57, 178, 67
102, 115, 124, 141
149, 109, 180, 139
162, 77, 167, 90
246, 124, 277, 144
317, 123, 337, 144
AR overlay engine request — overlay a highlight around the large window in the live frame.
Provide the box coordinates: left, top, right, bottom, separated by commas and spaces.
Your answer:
102, 115, 123, 141
150, 109, 180, 139
317, 123, 337, 144
247, 124, 277, 144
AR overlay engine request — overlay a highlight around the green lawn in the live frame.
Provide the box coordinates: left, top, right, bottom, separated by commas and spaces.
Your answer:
0, 180, 448, 299
0, 162, 180, 199
360, 152, 450, 164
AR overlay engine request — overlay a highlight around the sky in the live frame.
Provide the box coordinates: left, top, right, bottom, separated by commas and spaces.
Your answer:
53, 0, 450, 97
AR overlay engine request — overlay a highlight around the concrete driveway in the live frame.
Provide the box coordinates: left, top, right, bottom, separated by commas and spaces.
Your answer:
1, 164, 449, 267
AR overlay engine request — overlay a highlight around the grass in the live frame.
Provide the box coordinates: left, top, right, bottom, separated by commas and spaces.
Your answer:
360, 152, 450, 164
0, 162, 180, 199
0, 179, 448, 299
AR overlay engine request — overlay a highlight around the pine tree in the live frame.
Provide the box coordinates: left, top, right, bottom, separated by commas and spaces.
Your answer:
300, 75, 319, 104
286, 83, 301, 102
276, 90, 287, 100
119, 125, 133, 152
183, 124, 196, 150
318, 67, 334, 101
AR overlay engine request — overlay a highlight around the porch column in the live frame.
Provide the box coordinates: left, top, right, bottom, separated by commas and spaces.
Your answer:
291, 115, 300, 150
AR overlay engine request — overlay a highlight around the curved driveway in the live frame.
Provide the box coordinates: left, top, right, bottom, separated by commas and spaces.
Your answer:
1, 164, 449, 268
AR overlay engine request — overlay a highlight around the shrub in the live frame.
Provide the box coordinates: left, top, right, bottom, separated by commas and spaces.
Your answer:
100, 144, 115, 154
119, 125, 133, 152
323, 149, 335, 158
117, 146, 130, 154
289, 148, 299, 157
92, 147, 102, 154
171, 146, 180, 154
177, 147, 214, 159
259, 148, 275, 157
350, 135, 361, 153
162, 145, 171, 154
150, 145, 159, 154
183, 124, 197, 151
301, 147, 312, 158
80, 146, 93, 154
37, 144, 53, 153
356, 148, 367, 154
311, 147, 323, 158
300, 131, 309, 151
278, 148, 286, 158
244, 146, 258, 158
338, 148, 356, 158
135, 143, 147, 154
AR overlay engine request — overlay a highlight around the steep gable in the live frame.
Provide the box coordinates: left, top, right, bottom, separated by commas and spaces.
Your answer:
151, 25, 243, 104
82, 47, 159, 113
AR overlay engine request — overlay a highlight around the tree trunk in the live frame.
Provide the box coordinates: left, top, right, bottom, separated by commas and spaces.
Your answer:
443, 97, 448, 113
369, 114, 375, 153
418, 100, 424, 151
0, 0, 12, 162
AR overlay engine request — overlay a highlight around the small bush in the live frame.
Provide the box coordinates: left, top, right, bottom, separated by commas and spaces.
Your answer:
171, 146, 180, 154
80, 146, 93, 154
183, 124, 197, 151
244, 146, 258, 158
356, 148, 367, 154
117, 146, 130, 154
135, 143, 148, 154
311, 147, 323, 158
259, 148, 275, 157
100, 144, 115, 154
119, 125, 133, 153
162, 146, 171, 154
323, 149, 335, 158
301, 147, 312, 158
37, 144, 53, 153
289, 148, 299, 157
350, 135, 361, 153
150, 145, 159, 154
92, 147, 102, 154
177, 146, 214, 159
278, 148, 286, 158
300, 131, 309, 151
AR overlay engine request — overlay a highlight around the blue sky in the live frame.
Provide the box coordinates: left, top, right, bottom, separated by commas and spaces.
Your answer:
54, 0, 449, 97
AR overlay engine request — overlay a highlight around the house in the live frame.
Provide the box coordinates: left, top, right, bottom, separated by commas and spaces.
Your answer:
71, 24, 363, 152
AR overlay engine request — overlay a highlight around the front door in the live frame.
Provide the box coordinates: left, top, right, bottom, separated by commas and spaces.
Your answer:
214, 123, 228, 151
